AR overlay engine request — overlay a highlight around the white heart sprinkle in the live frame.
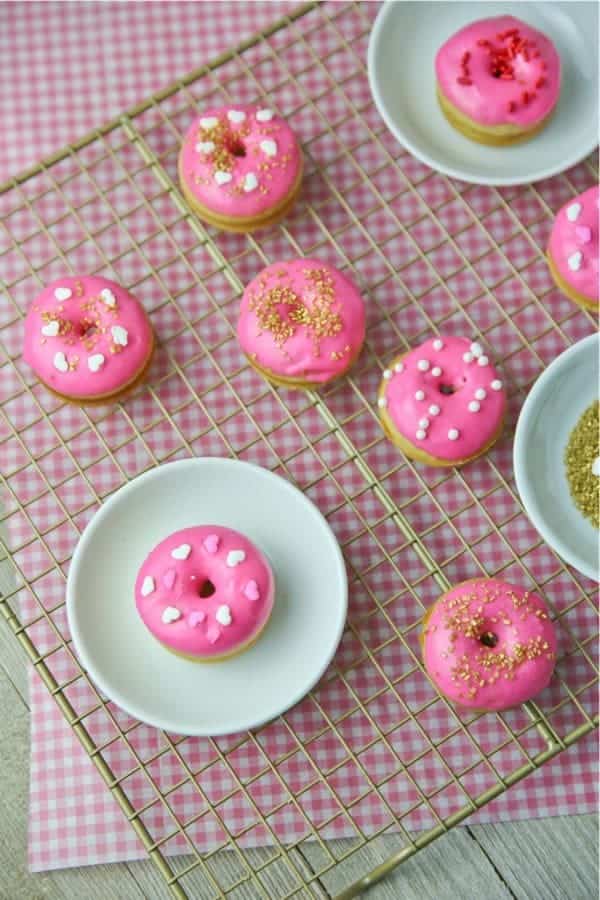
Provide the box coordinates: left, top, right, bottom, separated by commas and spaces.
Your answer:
568, 251, 582, 271
41, 320, 59, 337
260, 139, 277, 157
468, 401, 480, 413
477, 355, 489, 367
475, 388, 486, 400
432, 338, 444, 350
196, 140, 215, 154
377, 396, 387, 409
214, 170, 232, 186
111, 325, 128, 346
54, 287, 72, 301
448, 428, 460, 441
490, 380, 503, 391
100, 288, 116, 308
416, 429, 426, 440
382, 369, 392, 380
417, 359, 430, 372
463, 351, 474, 363
566, 202, 582, 222
215, 604, 232, 626
171, 543, 191, 560
161, 606, 181, 624
418, 418, 430, 429
226, 549, 246, 567
394, 362, 404, 373
141, 576, 155, 596
415, 390, 425, 401
592, 457, 600, 477
470, 342, 483, 357
243, 172, 259, 192
88, 353, 105, 372
53, 351, 68, 373
256, 108, 274, 121
227, 109, 246, 123
429, 404, 440, 416
431, 366, 442, 377
200, 116, 219, 129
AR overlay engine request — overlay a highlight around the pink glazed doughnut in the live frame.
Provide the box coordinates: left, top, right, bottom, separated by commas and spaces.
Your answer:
178, 105, 303, 232
135, 526, 275, 662
436, 16, 561, 145
422, 579, 557, 711
378, 336, 506, 467
237, 259, 366, 388
23, 276, 154, 403
547, 185, 599, 311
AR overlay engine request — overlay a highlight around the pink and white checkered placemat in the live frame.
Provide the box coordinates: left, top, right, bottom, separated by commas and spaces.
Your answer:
0, 0, 597, 877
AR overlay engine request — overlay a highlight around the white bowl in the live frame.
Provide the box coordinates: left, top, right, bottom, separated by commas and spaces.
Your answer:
368, 1, 599, 185
514, 334, 599, 582
67, 459, 347, 735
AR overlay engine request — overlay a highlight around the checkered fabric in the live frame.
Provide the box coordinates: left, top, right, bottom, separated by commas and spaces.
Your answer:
0, 0, 597, 882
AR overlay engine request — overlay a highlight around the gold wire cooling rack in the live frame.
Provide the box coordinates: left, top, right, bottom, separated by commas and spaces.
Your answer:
0, 3, 598, 897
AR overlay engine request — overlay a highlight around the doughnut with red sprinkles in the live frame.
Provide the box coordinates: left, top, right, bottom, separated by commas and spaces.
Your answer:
435, 16, 561, 145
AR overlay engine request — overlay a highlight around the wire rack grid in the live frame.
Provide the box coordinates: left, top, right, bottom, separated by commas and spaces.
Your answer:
0, 2, 598, 898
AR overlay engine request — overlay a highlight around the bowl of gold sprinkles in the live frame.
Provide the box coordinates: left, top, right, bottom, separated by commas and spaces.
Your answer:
514, 334, 599, 582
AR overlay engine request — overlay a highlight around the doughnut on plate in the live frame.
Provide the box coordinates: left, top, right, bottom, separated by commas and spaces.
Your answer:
368, 0, 598, 185
514, 334, 599, 582
67, 459, 347, 735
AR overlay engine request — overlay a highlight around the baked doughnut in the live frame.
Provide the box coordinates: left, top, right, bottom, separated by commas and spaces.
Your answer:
23, 276, 154, 404
436, 16, 561, 145
237, 259, 366, 388
421, 578, 557, 711
178, 105, 303, 232
377, 336, 506, 467
135, 526, 275, 662
547, 185, 599, 311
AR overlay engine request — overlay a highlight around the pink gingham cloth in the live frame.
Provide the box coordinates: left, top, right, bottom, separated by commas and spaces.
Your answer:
0, 0, 596, 876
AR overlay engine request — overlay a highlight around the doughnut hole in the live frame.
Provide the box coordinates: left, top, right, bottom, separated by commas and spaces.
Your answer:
438, 376, 467, 396
227, 137, 246, 158
479, 631, 499, 648
79, 318, 99, 339
198, 578, 216, 599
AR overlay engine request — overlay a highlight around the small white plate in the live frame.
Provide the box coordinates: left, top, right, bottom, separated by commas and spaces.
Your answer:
514, 334, 599, 582
67, 459, 347, 736
368, 1, 599, 185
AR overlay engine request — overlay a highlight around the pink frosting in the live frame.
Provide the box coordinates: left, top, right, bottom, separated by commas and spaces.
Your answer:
135, 526, 275, 660
423, 579, 557, 710
548, 185, 599, 304
380, 336, 506, 462
436, 16, 561, 127
237, 259, 366, 383
179, 105, 302, 219
23, 276, 153, 400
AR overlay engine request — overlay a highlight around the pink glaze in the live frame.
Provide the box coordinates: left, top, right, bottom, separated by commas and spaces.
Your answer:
436, 16, 561, 127
379, 336, 506, 462
238, 259, 366, 383
179, 105, 302, 219
423, 579, 557, 710
548, 185, 599, 304
135, 526, 275, 660
23, 276, 153, 400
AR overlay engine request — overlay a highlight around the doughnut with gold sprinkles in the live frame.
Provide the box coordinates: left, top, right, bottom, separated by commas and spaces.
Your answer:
237, 259, 366, 388
421, 578, 557, 710
178, 105, 303, 232
23, 276, 154, 404
378, 335, 506, 467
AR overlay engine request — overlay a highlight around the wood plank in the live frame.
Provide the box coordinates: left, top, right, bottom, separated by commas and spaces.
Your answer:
470, 816, 598, 900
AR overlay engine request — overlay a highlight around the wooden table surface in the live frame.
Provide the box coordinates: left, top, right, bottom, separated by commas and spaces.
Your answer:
0, 614, 596, 900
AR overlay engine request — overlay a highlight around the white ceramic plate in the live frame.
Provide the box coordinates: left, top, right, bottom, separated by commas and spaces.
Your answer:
368, 1, 599, 185
514, 334, 599, 582
67, 459, 347, 735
